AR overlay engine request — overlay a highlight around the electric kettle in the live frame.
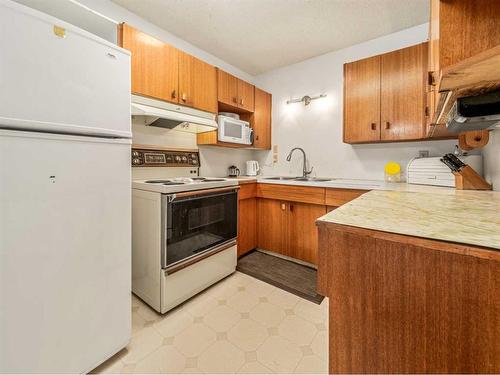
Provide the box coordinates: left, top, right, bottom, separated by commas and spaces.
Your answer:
228, 165, 240, 177
246, 160, 260, 176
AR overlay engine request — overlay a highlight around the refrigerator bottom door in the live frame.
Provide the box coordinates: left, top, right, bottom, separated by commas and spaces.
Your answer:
0, 130, 131, 373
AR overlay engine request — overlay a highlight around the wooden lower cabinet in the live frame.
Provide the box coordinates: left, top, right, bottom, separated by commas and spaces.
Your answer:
256, 199, 287, 255
288, 202, 327, 264
318, 223, 500, 373
257, 198, 326, 265
237, 198, 257, 257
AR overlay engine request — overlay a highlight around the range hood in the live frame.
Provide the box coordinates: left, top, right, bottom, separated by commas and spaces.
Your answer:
131, 94, 218, 133
446, 90, 500, 133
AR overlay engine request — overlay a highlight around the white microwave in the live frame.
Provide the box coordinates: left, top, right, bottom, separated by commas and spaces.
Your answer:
217, 115, 253, 145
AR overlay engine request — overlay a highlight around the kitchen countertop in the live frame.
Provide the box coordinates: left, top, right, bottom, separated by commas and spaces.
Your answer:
317, 189, 500, 250
228, 175, 463, 193
225, 175, 499, 248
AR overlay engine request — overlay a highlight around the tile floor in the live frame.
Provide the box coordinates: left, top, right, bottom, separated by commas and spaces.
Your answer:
93, 271, 328, 374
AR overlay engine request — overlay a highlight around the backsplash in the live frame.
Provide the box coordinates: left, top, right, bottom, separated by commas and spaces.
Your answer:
132, 120, 255, 177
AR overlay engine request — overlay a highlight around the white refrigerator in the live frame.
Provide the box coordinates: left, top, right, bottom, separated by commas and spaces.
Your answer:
0, 0, 132, 373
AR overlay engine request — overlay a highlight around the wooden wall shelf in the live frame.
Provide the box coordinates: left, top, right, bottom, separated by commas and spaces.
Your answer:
434, 44, 500, 125
440, 44, 500, 92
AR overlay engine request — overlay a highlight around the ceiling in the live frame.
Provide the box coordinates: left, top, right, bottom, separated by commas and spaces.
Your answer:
112, 0, 429, 75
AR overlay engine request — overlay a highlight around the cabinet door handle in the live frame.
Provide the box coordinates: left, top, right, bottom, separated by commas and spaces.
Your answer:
256, 135, 259, 141
281, 203, 286, 211
289, 204, 294, 212
371, 122, 377, 130
171, 90, 176, 99
181, 93, 187, 102
240, 98, 244, 106
385, 121, 391, 130
232, 97, 238, 104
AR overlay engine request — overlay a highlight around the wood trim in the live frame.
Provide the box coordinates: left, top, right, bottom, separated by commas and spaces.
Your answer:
196, 131, 251, 148
256, 184, 326, 205
166, 240, 236, 274
238, 183, 257, 200
440, 44, 500, 92
325, 188, 367, 206
316, 222, 500, 261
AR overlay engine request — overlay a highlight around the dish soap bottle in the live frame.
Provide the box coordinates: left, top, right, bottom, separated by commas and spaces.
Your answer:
384, 162, 401, 183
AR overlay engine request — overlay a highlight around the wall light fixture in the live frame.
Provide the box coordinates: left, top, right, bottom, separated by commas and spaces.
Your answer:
286, 94, 327, 106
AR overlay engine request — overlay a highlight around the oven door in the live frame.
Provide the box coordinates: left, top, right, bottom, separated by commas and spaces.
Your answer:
162, 187, 238, 271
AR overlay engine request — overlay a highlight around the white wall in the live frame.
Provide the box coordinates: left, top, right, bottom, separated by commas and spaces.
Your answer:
253, 24, 458, 180
484, 129, 500, 190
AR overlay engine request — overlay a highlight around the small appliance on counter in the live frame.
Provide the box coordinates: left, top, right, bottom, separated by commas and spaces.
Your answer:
246, 160, 260, 176
407, 155, 483, 188
228, 165, 240, 177
440, 153, 492, 190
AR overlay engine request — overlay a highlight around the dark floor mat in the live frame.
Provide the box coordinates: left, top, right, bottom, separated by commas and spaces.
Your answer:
237, 250, 324, 304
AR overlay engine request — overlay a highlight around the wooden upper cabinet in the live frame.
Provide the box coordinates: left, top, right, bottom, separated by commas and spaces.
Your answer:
437, 0, 500, 70
253, 88, 272, 149
343, 55, 381, 143
178, 52, 217, 113
380, 43, 427, 141
237, 79, 255, 112
217, 69, 239, 107
217, 69, 255, 112
344, 43, 428, 143
118, 23, 179, 103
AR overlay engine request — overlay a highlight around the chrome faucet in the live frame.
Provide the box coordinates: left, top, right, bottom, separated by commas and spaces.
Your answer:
286, 147, 313, 178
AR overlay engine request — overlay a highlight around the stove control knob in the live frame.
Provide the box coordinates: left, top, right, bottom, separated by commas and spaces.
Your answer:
181, 156, 188, 162
132, 158, 141, 165
175, 156, 181, 162
132, 151, 140, 157
191, 154, 197, 159
191, 159, 198, 165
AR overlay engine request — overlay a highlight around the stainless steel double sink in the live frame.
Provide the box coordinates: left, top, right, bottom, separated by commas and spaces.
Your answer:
263, 176, 334, 182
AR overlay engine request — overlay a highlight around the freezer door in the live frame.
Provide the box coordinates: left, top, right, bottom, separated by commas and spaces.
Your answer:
0, 130, 131, 373
0, 0, 131, 138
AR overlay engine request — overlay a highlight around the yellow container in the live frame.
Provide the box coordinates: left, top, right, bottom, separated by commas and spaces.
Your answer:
384, 162, 401, 183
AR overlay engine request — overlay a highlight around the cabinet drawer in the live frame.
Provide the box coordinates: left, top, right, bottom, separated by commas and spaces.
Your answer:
256, 184, 325, 205
325, 188, 367, 207
238, 183, 257, 200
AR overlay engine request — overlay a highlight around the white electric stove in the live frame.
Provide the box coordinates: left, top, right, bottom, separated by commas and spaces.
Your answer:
131, 147, 238, 313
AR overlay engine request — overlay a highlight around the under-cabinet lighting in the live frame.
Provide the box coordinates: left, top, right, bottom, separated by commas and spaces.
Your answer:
286, 94, 327, 106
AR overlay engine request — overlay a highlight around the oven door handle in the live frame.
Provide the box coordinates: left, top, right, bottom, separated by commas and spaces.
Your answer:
164, 239, 236, 275
168, 186, 239, 202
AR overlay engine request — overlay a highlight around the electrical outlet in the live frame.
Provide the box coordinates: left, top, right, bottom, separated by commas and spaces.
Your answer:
418, 150, 429, 158
273, 144, 278, 164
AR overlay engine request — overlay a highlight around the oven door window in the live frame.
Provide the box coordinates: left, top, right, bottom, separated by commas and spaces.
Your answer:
166, 191, 237, 268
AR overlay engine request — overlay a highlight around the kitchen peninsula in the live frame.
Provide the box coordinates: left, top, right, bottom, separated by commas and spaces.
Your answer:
317, 189, 500, 373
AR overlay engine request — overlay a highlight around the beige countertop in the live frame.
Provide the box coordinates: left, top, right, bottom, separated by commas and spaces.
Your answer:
228, 175, 464, 193
317, 189, 500, 250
